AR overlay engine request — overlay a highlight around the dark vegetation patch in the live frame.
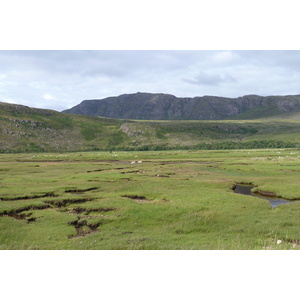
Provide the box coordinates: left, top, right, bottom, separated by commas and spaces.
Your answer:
106, 140, 298, 152
0, 192, 58, 201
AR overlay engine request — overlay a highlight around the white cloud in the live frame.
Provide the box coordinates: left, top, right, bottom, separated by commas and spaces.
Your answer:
212, 51, 238, 63
0, 73, 7, 80
0, 96, 17, 104
43, 93, 54, 100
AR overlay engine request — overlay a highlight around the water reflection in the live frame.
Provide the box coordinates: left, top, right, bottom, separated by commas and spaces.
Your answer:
234, 184, 293, 209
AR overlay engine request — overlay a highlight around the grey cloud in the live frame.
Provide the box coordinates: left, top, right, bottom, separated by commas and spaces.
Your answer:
183, 71, 237, 86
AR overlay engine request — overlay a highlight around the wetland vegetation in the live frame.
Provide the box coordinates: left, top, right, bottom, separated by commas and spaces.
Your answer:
1, 149, 300, 249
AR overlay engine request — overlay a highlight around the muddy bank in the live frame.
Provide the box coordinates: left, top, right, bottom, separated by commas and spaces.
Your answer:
68, 217, 102, 239
1, 212, 36, 223
65, 187, 98, 193
0, 192, 58, 201
44, 198, 94, 208
66, 207, 116, 215
0, 204, 51, 222
122, 195, 147, 201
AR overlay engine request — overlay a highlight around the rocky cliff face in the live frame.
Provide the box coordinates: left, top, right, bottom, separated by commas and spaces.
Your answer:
62, 93, 300, 120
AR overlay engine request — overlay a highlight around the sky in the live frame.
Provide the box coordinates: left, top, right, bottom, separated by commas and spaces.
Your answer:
1, 50, 300, 111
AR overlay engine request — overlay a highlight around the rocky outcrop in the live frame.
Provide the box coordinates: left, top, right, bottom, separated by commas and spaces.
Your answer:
62, 93, 300, 120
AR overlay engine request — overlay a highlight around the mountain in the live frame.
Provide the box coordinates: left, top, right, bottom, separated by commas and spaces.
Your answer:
62, 92, 300, 120
1, 101, 300, 153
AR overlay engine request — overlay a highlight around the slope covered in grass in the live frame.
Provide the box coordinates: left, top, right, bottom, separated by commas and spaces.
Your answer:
1, 101, 300, 152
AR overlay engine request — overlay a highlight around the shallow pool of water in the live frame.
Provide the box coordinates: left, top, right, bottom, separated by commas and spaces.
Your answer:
234, 184, 293, 209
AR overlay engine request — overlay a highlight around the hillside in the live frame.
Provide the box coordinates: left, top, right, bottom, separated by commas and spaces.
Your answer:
1, 101, 300, 153
62, 92, 300, 120
0, 102, 124, 152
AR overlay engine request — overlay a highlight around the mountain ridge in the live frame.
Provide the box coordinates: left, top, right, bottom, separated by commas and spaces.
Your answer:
62, 92, 300, 120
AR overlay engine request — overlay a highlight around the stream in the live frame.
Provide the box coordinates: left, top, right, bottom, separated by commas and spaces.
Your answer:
234, 184, 295, 209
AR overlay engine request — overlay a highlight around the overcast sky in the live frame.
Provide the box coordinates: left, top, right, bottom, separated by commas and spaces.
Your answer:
1, 50, 300, 111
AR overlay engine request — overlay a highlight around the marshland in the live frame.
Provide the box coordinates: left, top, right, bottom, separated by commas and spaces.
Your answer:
1, 149, 300, 249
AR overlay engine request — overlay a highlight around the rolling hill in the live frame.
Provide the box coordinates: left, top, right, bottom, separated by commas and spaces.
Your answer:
1, 101, 300, 152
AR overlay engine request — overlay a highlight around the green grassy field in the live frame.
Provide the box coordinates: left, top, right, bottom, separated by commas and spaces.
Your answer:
1, 149, 300, 250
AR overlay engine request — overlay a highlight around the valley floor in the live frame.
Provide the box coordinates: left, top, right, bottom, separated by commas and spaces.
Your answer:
1, 149, 300, 250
